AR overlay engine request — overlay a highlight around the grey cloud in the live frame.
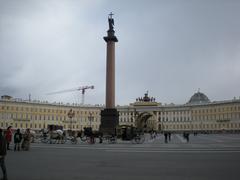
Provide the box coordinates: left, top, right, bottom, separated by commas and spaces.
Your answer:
0, 0, 240, 105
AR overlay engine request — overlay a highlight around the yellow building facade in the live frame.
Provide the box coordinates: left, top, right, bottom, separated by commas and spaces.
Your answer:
1, 92, 240, 133
0, 95, 101, 131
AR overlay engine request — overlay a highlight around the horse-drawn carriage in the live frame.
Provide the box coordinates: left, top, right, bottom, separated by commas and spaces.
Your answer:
40, 125, 66, 144
69, 127, 96, 144
104, 125, 145, 144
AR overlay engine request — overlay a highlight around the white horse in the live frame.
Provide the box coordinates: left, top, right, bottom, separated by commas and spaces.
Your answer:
49, 129, 65, 143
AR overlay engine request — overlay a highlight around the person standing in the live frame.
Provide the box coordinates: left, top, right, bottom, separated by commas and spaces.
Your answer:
164, 132, 168, 143
22, 129, 31, 151
14, 129, 22, 151
5, 126, 12, 150
0, 128, 8, 180
168, 132, 171, 142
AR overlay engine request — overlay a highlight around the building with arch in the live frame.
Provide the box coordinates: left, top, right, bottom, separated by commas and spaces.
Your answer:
1, 92, 240, 133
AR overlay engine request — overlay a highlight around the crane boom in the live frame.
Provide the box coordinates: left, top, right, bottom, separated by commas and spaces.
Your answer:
46, 85, 94, 104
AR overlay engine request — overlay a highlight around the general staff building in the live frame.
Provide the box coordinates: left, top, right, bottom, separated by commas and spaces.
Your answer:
0, 92, 240, 133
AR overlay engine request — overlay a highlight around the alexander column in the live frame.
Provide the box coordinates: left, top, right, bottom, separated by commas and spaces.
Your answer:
100, 13, 119, 135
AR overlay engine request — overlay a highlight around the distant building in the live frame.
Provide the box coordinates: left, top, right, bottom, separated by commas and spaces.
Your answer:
0, 97, 101, 131
0, 92, 240, 133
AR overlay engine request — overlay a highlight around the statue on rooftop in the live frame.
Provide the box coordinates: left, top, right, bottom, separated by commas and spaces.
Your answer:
108, 12, 114, 31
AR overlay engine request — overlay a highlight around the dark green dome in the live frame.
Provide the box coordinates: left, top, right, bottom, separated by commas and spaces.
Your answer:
188, 92, 210, 104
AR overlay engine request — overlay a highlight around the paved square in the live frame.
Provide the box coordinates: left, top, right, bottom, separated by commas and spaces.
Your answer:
4, 134, 240, 180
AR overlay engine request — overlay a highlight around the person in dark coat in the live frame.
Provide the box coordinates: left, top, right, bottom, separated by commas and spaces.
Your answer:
0, 128, 8, 180
185, 132, 190, 142
164, 132, 168, 143
168, 132, 171, 141
14, 129, 22, 151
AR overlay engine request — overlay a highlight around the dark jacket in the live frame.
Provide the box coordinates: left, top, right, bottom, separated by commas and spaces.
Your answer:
0, 135, 7, 156
14, 132, 22, 143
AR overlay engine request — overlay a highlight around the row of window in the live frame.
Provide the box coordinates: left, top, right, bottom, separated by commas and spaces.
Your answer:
0, 105, 99, 115
193, 106, 240, 114
0, 113, 100, 122
160, 117, 191, 122
161, 111, 189, 115
0, 122, 99, 131
119, 118, 134, 123
193, 113, 240, 121
164, 123, 240, 130
2, 112, 239, 123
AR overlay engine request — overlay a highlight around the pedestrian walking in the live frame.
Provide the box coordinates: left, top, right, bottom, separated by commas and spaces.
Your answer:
186, 132, 190, 142
14, 129, 22, 151
168, 132, 171, 141
98, 132, 103, 144
5, 126, 12, 150
183, 132, 189, 142
164, 132, 168, 143
0, 128, 8, 180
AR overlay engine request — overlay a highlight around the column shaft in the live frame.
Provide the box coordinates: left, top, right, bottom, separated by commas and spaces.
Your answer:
106, 41, 115, 109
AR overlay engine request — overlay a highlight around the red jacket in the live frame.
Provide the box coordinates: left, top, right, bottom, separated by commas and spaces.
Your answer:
5, 129, 12, 142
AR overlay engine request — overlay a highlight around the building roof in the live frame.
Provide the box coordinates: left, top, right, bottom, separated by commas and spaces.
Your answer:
187, 91, 210, 104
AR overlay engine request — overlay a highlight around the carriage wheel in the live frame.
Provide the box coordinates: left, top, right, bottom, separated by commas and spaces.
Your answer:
80, 135, 87, 142
134, 134, 145, 144
49, 138, 57, 144
108, 136, 117, 144
61, 137, 67, 144
71, 137, 77, 144
41, 138, 48, 143
87, 136, 95, 144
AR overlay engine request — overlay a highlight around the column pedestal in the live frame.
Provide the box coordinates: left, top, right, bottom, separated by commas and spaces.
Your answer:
100, 108, 119, 135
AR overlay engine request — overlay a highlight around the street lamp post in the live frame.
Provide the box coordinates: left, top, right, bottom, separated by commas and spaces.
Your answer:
88, 112, 93, 128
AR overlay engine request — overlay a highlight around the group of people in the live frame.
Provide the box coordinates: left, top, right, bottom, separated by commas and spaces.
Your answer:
150, 130, 157, 139
163, 132, 191, 143
183, 132, 190, 142
0, 127, 32, 180
164, 132, 172, 143
2, 126, 32, 151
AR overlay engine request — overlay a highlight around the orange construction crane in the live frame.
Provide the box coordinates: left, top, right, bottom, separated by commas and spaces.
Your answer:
47, 85, 94, 105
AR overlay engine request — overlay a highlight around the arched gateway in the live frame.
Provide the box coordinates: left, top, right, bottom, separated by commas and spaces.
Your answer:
130, 92, 160, 132
135, 112, 158, 131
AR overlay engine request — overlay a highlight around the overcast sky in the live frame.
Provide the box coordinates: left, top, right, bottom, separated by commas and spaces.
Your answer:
0, 0, 240, 106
